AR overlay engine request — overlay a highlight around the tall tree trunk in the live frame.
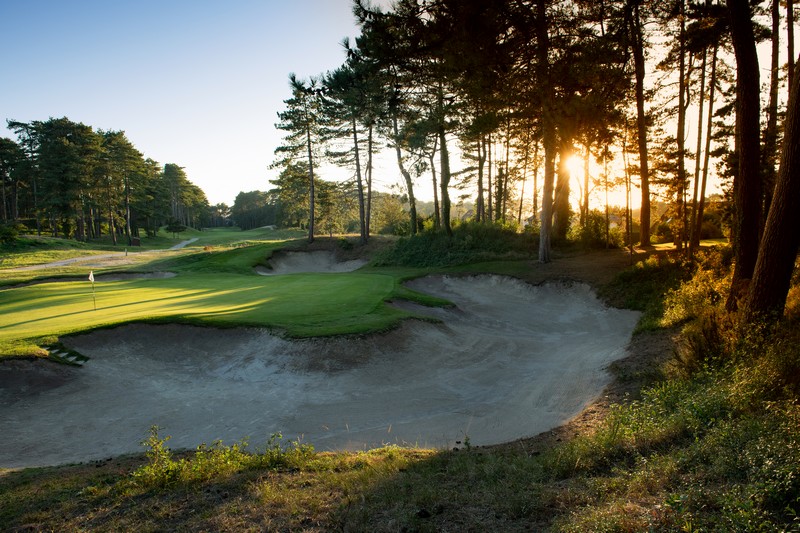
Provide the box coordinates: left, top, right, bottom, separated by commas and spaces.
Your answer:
366, 124, 374, 240
124, 175, 132, 246
553, 141, 572, 241
429, 136, 440, 230
690, 47, 708, 257
532, 142, 539, 224
603, 146, 610, 247
517, 134, 530, 225
438, 123, 452, 236
536, 0, 555, 263
33, 174, 40, 235
675, 0, 688, 251
305, 123, 315, 244
392, 116, 417, 235
353, 117, 367, 243
745, 61, 800, 321
487, 134, 494, 221
476, 137, 485, 222
107, 177, 117, 246
789, 0, 795, 96
496, 167, 505, 222
581, 142, 592, 228
502, 121, 511, 222
12, 178, 19, 220
695, 44, 719, 248
630, 2, 651, 247
726, 0, 762, 309
761, 0, 781, 225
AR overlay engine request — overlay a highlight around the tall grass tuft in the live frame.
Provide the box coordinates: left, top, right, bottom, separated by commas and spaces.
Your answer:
130, 426, 314, 490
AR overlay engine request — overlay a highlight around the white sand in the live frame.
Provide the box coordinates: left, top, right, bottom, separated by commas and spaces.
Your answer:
256, 250, 367, 275
0, 275, 639, 468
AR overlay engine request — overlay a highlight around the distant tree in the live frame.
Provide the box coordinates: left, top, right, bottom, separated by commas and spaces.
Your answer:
33, 117, 101, 239
209, 203, 230, 227
270, 161, 312, 229
166, 220, 187, 239
96, 130, 143, 245
275, 74, 324, 243
323, 55, 380, 244
231, 191, 274, 230
371, 192, 410, 235
0, 137, 24, 222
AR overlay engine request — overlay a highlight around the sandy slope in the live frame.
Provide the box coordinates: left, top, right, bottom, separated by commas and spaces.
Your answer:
0, 274, 639, 468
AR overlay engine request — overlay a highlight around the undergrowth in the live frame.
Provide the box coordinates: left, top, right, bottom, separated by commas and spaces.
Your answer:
549, 246, 800, 531
128, 427, 314, 490
372, 221, 537, 267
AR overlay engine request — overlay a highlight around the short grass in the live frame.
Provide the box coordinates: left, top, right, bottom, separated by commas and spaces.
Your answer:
0, 271, 448, 356
0, 231, 447, 356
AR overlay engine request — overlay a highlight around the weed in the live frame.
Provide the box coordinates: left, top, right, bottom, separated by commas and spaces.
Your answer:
129, 427, 314, 491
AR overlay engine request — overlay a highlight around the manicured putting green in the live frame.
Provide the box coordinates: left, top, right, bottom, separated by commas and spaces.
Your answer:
0, 272, 417, 348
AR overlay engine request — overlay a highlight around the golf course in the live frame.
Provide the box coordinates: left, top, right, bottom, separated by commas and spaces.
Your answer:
0, 227, 640, 469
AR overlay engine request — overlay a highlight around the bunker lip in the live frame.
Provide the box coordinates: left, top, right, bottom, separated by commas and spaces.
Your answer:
0, 274, 640, 469
255, 250, 368, 275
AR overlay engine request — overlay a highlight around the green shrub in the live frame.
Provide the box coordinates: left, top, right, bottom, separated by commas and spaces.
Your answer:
568, 210, 624, 249
372, 221, 537, 267
0, 223, 21, 245
130, 426, 314, 490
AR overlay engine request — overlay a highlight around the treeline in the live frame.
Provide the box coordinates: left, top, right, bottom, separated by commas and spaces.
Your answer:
230, 161, 413, 236
0, 117, 211, 244
269, 0, 795, 262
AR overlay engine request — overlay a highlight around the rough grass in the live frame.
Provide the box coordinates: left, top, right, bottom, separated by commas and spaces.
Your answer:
3, 240, 799, 530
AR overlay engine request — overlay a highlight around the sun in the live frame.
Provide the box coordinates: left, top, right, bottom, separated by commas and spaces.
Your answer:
564, 153, 585, 178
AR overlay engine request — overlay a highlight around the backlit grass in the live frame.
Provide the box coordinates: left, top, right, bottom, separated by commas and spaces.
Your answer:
0, 271, 447, 356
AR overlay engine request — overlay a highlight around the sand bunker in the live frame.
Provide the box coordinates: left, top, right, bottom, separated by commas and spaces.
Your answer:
0, 275, 639, 468
256, 250, 367, 275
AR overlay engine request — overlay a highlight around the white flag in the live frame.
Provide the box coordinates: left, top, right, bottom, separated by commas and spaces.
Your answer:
88, 271, 94, 283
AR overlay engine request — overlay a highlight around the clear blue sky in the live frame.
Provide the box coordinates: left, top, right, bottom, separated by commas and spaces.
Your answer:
0, 0, 379, 205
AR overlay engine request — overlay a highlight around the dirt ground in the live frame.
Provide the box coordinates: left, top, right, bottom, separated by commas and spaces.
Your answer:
0, 248, 653, 469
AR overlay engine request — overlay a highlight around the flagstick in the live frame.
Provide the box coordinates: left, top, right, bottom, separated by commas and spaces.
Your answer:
89, 271, 96, 311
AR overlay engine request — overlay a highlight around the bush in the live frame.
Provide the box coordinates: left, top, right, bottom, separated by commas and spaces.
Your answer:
372, 221, 537, 267
568, 210, 624, 249
130, 426, 314, 490
0, 223, 22, 245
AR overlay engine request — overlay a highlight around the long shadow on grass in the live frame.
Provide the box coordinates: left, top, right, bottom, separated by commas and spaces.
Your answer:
0, 446, 553, 531
2, 287, 262, 329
